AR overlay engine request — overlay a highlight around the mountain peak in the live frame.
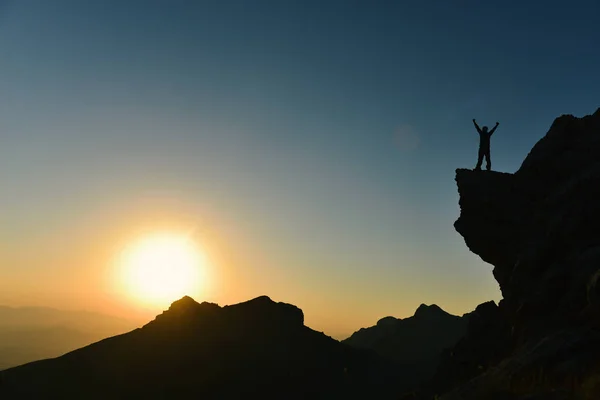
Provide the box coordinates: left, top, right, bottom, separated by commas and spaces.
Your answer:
238, 295, 273, 305
376, 316, 399, 327
145, 295, 304, 332
170, 295, 199, 309
414, 303, 448, 318
222, 295, 304, 328
166, 295, 220, 315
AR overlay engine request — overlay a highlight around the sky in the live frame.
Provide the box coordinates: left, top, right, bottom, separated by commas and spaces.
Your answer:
1, 0, 599, 338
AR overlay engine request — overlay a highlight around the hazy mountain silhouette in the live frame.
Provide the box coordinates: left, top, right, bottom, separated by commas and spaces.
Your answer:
405, 108, 600, 400
343, 304, 469, 385
0, 296, 406, 399
0, 306, 139, 370
0, 306, 137, 330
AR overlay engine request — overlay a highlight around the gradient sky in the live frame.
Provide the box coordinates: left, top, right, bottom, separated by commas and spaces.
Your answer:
1, 0, 599, 338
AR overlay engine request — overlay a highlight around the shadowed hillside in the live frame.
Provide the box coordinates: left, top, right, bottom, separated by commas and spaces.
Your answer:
343, 304, 469, 385
0, 296, 406, 399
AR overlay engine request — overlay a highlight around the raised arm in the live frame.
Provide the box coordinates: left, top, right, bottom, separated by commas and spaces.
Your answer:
489, 122, 500, 135
472, 119, 482, 134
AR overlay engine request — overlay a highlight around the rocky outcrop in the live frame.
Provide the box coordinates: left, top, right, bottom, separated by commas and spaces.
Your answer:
433, 108, 600, 399
431, 301, 512, 396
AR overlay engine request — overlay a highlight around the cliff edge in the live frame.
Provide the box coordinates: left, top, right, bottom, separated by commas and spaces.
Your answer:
431, 108, 600, 399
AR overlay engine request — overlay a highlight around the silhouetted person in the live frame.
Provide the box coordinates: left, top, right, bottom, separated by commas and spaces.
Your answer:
472, 119, 499, 171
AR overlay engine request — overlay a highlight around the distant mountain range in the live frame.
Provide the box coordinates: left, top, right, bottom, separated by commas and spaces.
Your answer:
0, 306, 139, 370
343, 303, 470, 384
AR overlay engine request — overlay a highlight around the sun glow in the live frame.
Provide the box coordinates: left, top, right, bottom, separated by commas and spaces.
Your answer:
117, 233, 206, 308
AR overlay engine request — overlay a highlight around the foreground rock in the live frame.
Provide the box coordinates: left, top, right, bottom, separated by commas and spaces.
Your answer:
426, 108, 600, 399
0, 296, 403, 399
343, 303, 469, 385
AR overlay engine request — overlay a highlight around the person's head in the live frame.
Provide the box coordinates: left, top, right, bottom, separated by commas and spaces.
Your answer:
482, 126, 489, 133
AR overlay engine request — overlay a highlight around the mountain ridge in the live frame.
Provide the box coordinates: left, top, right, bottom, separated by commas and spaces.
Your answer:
0, 295, 405, 399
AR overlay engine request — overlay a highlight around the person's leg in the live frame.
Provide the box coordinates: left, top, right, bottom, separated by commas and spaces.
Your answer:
475, 148, 484, 170
485, 150, 491, 171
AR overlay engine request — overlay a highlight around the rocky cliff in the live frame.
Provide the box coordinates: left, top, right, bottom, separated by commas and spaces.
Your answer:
427, 108, 600, 399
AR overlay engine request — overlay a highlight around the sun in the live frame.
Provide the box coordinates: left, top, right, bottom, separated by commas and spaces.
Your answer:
117, 233, 205, 308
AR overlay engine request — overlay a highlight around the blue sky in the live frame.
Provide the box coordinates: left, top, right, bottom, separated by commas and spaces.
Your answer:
1, 0, 599, 336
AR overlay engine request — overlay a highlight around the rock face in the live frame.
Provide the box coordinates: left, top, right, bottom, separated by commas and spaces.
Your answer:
343, 304, 469, 385
0, 296, 403, 399
434, 108, 600, 399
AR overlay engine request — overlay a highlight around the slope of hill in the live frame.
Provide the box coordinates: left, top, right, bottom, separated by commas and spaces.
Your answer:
343, 304, 469, 385
0, 296, 405, 399
0, 306, 139, 370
